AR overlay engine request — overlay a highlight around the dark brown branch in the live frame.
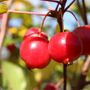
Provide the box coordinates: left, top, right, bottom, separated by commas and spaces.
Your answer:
57, 9, 64, 32
76, 56, 90, 90
63, 64, 67, 90
76, 0, 88, 25
64, 0, 75, 12
85, 81, 90, 86
65, 10, 80, 27
82, 0, 88, 24
81, 56, 90, 75
76, 0, 84, 22
56, 78, 64, 88
76, 74, 86, 90
63, 0, 67, 7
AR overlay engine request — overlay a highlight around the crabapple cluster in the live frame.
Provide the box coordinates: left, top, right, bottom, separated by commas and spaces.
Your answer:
44, 83, 59, 90
20, 28, 50, 69
73, 25, 90, 55
48, 32, 82, 64
20, 25, 90, 69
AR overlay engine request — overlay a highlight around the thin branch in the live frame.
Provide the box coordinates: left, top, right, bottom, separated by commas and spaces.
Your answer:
57, 9, 64, 32
55, 3, 60, 11
63, 64, 67, 90
76, 73, 86, 90
76, 0, 84, 19
65, 10, 80, 27
0, 0, 14, 88
76, 55, 90, 90
40, 11, 51, 31
41, 0, 62, 5
8, 10, 47, 16
0, 15, 8, 50
81, 55, 90, 75
76, 0, 88, 24
85, 81, 90, 86
56, 78, 64, 88
64, 0, 75, 12
0, 0, 14, 50
63, 0, 67, 7
82, 0, 88, 24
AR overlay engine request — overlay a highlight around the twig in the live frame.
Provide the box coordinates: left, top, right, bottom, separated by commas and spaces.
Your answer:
0, 0, 14, 87
40, 11, 51, 31
8, 10, 47, 16
41, 0, 62, 5
82, 56, 90, 75
56, 78, 64, 88
85, 81, 90, 86
76, 0, 88, 25
63, 64, 67, 90
76, 0, 84, 20
65, 10, 80, 27
82, 0, 88, 24
64, 0, 75, 12
76, 55, 90, 90
0, 0, 14, 50
63, 0, 67, 7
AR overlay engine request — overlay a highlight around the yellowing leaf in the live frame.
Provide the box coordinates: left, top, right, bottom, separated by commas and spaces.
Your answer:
33, 60, 58, 80
8, 27, 18, 34
18, 26, 27, 37
0, 3, 8, 14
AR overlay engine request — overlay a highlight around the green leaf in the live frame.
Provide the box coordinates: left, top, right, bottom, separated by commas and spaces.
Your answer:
36, 60, 58, 80
2, 61, 36, 90
0, 3, 8, 14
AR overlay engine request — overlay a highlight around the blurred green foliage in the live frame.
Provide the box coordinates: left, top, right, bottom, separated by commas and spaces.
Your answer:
0, 3, 8, 14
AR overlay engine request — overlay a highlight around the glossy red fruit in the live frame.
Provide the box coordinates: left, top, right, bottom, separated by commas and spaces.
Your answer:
44, 83, 58, 90
7, 44, 16, 52
48, 32, 82, 64
20, 30, 50, 69
24, 27, 48, 40
73, 25, 90, 55
24, 27, 39, 39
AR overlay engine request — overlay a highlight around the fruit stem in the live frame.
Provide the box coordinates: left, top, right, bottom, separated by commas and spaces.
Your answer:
64, 0, 75, 12
40, 11, 51, 32
63, 64, 67, 90
65, 10, 80, 27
